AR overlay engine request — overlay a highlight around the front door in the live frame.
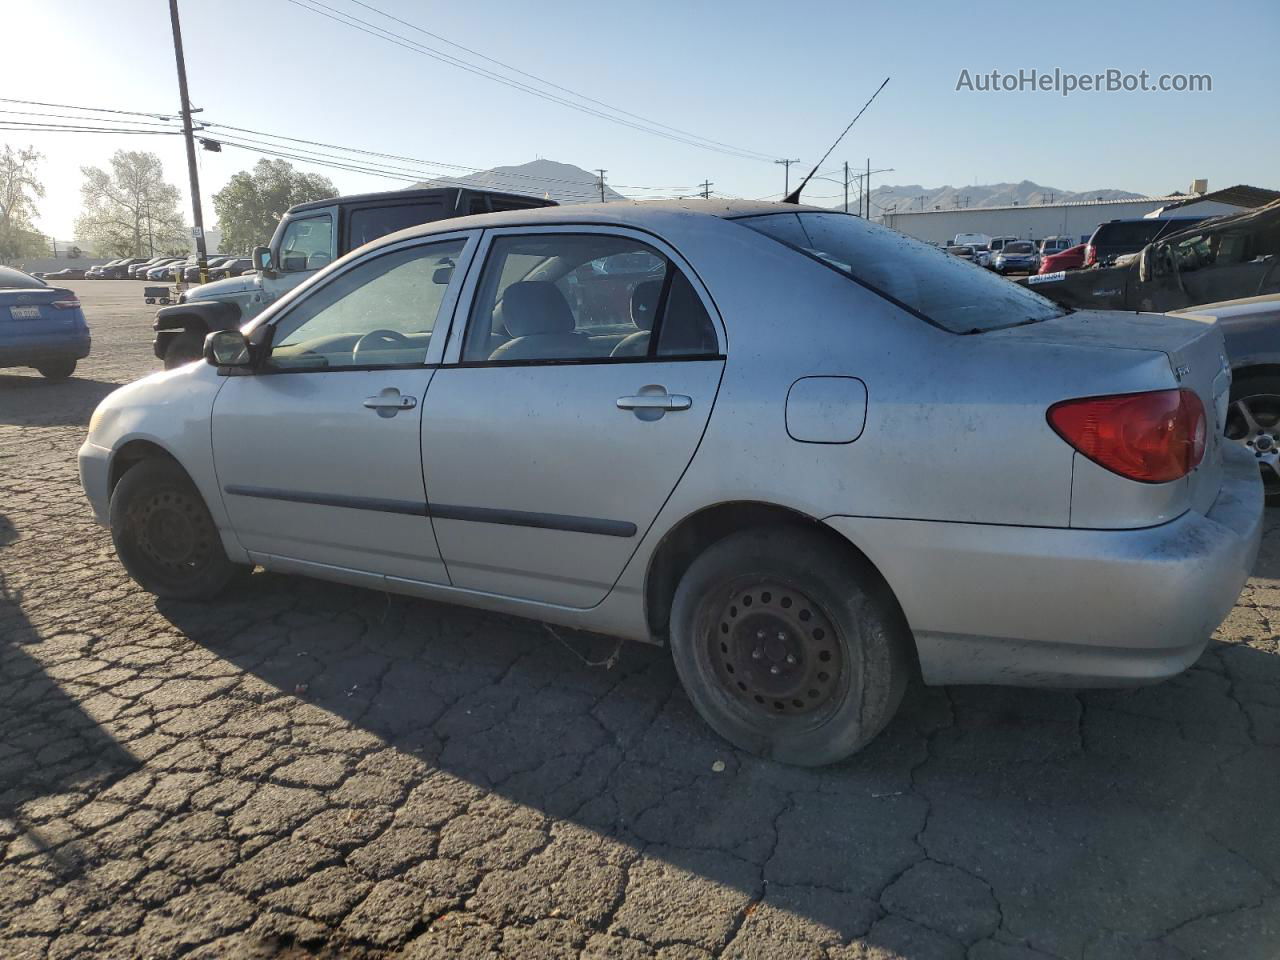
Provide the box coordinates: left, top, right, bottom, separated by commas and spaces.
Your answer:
421, 227, 725, 607
211, 233, 475, 584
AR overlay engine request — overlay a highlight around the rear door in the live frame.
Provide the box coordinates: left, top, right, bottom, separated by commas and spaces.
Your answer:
419, 226, 725, 607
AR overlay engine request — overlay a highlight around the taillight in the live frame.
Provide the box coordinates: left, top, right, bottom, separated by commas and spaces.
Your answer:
1084, 244, 1096, 266
1048, 388, 1206, 484
50, 298, 80, 310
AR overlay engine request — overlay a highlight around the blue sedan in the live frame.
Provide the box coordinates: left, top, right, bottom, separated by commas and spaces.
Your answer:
0, 266, 91, 380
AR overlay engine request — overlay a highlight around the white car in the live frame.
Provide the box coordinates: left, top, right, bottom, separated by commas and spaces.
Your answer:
80, 201, 1262, 765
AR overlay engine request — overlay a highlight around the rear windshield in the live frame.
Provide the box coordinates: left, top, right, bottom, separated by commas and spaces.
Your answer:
738, 212, 1066, 334
0, 266, 46, 289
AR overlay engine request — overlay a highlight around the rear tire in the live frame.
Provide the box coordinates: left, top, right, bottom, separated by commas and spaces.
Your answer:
163, 330, 205, 370
36, 359, 76, 380
109, 458, 246, 600
1225, 372, 1280, 507
669, 527, 912, 766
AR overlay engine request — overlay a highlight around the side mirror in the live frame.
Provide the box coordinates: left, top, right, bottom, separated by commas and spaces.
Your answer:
205, 330, 252, 368
252, 245, 274, 276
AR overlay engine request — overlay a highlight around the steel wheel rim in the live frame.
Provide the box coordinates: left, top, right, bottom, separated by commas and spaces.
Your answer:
1225, 394, 1280, 493
128, 488, 215, 577
708, 581, 844, 719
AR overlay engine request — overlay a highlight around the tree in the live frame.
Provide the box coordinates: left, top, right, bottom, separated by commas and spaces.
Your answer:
0, 145, 48, 263
213, 159, 336, 254
74, 151, 187, 258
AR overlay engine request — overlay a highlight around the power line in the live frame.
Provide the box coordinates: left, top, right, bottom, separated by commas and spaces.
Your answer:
283, 0, 778, 163
340, 0, 777, 163
0, 108, 180, 128
0, 97, 176, 120
0, 121, 180, 136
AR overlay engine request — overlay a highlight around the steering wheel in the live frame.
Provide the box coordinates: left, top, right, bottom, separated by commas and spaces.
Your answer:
353, 329, 410, 364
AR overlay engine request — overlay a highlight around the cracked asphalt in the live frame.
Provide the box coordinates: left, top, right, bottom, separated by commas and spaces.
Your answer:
2, 280, 1279, 960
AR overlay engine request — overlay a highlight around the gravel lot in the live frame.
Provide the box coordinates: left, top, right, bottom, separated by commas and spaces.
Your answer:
2, 280, 1278, 959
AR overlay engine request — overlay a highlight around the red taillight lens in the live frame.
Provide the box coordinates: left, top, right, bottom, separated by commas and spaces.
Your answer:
1048, 388, 1206, 483
50, 298, 80, 310
1084, 244, 1096, 266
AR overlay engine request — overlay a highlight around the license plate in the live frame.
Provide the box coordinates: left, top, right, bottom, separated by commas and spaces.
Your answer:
9, 305, 41, 320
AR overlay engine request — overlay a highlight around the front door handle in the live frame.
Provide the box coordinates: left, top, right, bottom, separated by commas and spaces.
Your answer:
363, 388, 417, 418
617, 394, 691, 411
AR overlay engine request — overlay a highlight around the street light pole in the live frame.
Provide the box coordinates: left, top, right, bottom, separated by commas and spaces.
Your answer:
168, 0, 209, 284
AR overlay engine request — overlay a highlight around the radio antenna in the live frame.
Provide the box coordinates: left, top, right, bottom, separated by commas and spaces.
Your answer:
784, 76, 889, 204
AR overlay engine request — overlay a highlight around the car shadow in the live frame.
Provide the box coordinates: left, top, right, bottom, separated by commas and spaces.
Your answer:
0, 375, 121, 427
0, 511, 141, 877
150, 525, 1280, 956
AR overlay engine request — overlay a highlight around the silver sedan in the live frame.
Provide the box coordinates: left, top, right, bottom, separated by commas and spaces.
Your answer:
79, 201, 1263, 765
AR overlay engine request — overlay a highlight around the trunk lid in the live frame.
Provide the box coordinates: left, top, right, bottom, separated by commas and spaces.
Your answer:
0, 286, 77, 325
987, 309, 1231, 515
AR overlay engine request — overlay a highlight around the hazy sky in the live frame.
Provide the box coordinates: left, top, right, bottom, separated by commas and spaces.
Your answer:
4, 0, 1277, 240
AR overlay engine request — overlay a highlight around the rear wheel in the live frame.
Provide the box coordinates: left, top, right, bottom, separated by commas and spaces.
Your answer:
1225, 372, 1280, 507
163, 330, 205, 370
36, 359, 76, 380
669, 527, 911, 766
109, 458, 246, 599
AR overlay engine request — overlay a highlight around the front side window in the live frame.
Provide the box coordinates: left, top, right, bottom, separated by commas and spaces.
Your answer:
267, 238, 466, 370
278, 214, 334, 272
740, 213, 1067, 334
461, 233, 718, 363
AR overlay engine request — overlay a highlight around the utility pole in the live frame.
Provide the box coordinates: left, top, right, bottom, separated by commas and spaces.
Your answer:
916, 194, 925, 211
775, 158, 800, 196
168, 0, 208, 283
595, 169, 607, 202
864, 157, 870, 219
698, 180, 713, 200
843, 161, 850, 213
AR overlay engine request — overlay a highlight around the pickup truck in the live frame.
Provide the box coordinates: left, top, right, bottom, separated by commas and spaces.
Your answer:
152, 186, 556, 368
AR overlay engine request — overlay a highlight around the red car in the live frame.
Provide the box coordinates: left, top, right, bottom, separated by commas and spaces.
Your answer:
1037, 243, 1087, 274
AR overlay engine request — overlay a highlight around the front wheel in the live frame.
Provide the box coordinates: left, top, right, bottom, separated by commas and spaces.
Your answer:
163, 330, 205, 370
109, 458, 247, 599
669, 527, 912, 766
1225, 373, 1280, 507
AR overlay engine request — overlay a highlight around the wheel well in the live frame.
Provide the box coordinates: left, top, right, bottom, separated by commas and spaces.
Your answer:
1232, 363, 1280, 387
108, 440, 180, 496
643, 501, 896, 643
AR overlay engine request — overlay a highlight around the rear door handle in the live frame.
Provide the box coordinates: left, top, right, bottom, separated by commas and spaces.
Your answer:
617, 394, 691, 411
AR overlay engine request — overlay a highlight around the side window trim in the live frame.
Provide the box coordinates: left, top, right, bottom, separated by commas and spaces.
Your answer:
254, 231, 478, 373
439, 224, 724, 366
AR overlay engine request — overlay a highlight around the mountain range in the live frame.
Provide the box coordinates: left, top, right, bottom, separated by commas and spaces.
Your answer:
413, 159, 627, 203
857, 180, 1152, 215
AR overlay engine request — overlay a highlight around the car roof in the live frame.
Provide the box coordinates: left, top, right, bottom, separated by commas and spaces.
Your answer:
286, 186, 560, 215
368, 198, 832, 247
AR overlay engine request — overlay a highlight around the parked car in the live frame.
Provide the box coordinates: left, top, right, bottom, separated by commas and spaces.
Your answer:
993, 240, 1039, 274
1038, 236, 1073, 257
80, 200, 1261, 766
0, 266, 91, 379
86, 259, 123, 279
1037, 243, 1088, 274
144, 259, 185, 281
102, 258, 148, 279
1170, 294, 1280, 506
127, 257, 170, 279
41, 267, 87, 281
952, 233, 991, 249
970, 243, 992, 268
182, 256, 239, 284
209, 257, 252, 280
1083, 216, 1205, 268
945, 244, 977, 261
989, 236, 1018, 255
153, 186, 558, 368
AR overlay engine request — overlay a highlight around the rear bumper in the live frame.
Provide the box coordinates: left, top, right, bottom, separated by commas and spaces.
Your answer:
824, 443, 1263, 687
0, 330, 91, 367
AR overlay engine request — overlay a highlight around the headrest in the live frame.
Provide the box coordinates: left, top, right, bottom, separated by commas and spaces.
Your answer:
503, 282, 575, 337
630, 278, 663, 331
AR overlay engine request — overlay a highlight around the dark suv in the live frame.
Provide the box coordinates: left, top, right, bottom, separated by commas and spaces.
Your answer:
1083, 216, 1204, 267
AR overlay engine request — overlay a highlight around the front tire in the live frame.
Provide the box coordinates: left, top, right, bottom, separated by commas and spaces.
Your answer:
1225, 372, 1280, 507
109, 458, 246, 599
163, 330, 205, 370
669, 527, 912, 766
36, 359, 77, 380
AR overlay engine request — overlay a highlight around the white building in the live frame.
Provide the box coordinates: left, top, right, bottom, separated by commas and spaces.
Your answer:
881, 183, 1278, 246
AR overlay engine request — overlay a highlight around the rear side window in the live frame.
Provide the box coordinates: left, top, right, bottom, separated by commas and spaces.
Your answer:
462, 233, 718, 362
347, 203, 444, 250
740, 213, 1066, 334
